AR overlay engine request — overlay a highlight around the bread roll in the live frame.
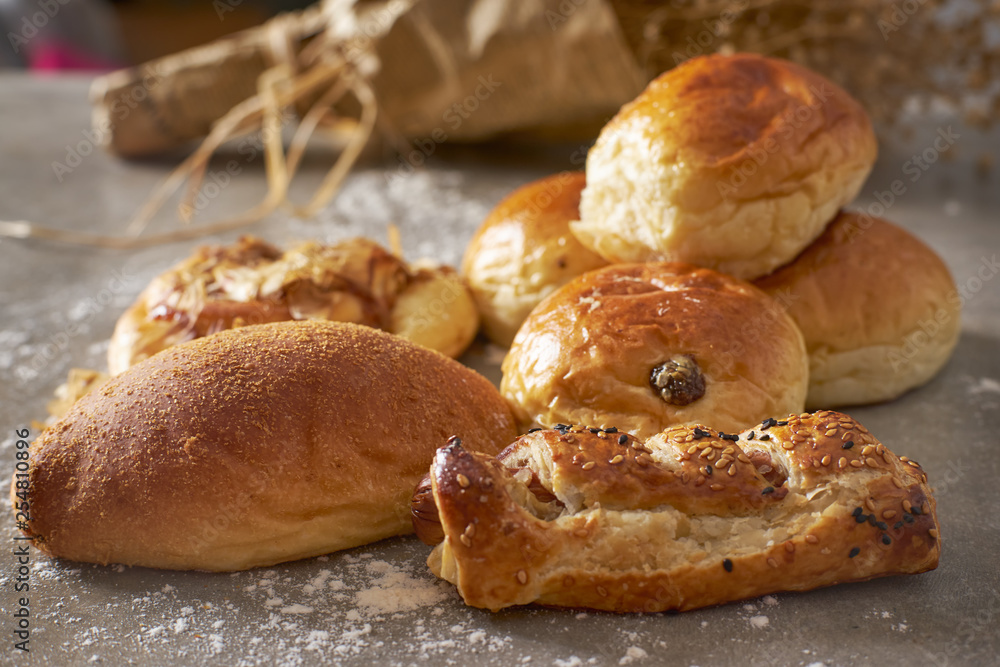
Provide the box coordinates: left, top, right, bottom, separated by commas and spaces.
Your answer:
108, 236, 479, 374
462, 172, 607, 346
501, 262, 809, 439
573, 53, 878, 279
16, 321, 516, 571
754, 212, 961, 408
416, 413, 940, 613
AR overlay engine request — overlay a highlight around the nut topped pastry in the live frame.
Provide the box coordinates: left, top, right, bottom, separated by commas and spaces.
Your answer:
108, 235, 479, 373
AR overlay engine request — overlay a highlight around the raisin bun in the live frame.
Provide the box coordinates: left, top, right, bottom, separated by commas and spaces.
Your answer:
462, 172, 608, 347
754, 212, 960, 408
500, 262, 809, 439
573, 53, 878, 280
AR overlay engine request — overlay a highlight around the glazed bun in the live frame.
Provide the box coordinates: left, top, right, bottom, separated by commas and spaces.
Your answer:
18, 321, 517, 571
500, 262, 809, 439
462, 172, 608, 346
754, 212, 960, 408
574, 53, 878, 280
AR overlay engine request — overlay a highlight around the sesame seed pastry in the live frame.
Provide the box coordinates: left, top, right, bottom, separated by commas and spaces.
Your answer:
412, 412, 940, 613
500, 262, 809, 439
15, 321, 517, 571
108, 235, 479, 374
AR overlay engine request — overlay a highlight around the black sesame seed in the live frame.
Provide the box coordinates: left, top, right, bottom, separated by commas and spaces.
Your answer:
855, 513, 867, 524
606, 427, 618, 434
759, 434, 771, 441
555, 424, 569, 430
617, 434, 628, 445
527, 428, 542, 433
903, 514, 915, 524
723, 559, 733, 572
775, 420, 788, 427
867, 514, 877, 526
882, 534, 892, 545
747, 431, 755, 440
761, 418, 777, 430
876, 521, 889, 531
852, 507, 863, 517
849, 547, 860, 558
894, 521, 904, 529
589, 428, 601, 434
910, 506, 922, 516
762, 486, 775, 495
692, 428, 710, 439
721, 433, 739, 442
705, 465, 713, 476
842, 440, 854, 450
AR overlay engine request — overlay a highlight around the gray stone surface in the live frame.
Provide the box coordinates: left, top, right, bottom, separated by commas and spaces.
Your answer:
0, 74, 998, 666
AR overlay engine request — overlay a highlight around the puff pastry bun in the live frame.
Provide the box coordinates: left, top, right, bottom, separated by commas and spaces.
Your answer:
109, 236, 478, 373
415, 412, 940, 613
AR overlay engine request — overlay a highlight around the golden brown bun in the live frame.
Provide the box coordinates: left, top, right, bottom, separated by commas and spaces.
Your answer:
500, 262, 809, 439
17, 321, 516, 571
389, 263, 481, 358
574, 53, 878, 279
108, 236, 479, 374
754, 212, 961, 408
462, 172, 608, 346
421, 414, 940, 613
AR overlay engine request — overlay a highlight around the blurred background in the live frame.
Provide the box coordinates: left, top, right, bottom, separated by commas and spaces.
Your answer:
0, 0, 311, 69
0, 0, 995, 132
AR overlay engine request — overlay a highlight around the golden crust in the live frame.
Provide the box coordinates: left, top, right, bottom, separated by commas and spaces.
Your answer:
574, 53, 878, 279
424, 412, 940, 613
754, 212, 961, 408
462, 172, 607, 346
17, 321, 517, 571
108, 236, 478, 373
500, 262, 809, 438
